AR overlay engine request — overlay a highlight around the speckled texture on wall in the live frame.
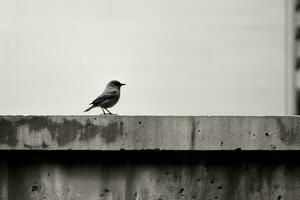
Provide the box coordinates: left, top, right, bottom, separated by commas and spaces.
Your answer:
0, 116, 300, 199
0, 116, 300, 150
0, 151, 299, 200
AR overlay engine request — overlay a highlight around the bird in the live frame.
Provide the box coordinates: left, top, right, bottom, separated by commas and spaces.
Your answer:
84, 80, 126, 115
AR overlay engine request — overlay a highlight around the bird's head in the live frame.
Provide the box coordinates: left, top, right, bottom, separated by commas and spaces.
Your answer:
107, 80, 126, 89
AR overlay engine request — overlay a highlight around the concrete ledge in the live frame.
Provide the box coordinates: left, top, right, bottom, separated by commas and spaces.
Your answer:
0, 116, 299, 150
3, 151, 299, 200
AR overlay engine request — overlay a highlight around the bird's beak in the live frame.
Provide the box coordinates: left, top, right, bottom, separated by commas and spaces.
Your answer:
121, 83, 126, 86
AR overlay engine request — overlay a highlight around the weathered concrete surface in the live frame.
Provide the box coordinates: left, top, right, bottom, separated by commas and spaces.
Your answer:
0, 116, 300, 150
0, 151, 300, 200
1, 116, 300, 200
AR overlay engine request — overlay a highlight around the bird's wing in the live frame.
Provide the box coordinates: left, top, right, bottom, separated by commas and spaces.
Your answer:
90, 90, 117, 105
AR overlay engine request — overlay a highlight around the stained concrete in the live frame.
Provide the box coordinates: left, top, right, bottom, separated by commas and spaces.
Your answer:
1, 151, 300, 200
0, 116, 300, 150
0, 116, 300, 200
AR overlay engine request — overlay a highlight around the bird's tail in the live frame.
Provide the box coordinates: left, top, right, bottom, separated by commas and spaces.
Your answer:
84, 105, 95, 112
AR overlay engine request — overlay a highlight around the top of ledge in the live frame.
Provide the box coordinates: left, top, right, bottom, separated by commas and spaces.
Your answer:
0, 115, 299, 150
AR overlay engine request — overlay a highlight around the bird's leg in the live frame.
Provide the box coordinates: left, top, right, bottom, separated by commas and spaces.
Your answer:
104, 108, 113, 115
101, 108, 106, 115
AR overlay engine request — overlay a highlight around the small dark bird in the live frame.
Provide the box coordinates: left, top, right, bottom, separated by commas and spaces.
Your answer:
84, 80, 125, 115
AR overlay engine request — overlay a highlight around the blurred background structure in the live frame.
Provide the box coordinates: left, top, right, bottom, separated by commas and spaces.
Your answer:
295, 0, 300, 114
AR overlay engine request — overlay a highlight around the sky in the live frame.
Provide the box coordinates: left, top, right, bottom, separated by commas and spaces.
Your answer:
0, 0, 287, 115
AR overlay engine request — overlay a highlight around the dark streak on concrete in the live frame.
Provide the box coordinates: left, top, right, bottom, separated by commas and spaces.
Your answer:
190, 117, 196, 150
16, 117, 79, 146
222, 164, 242, 200
55, 119, 81, 146
125, 165, 135, 199
18, 116, 57, 133
100, 121, 124, 144
79, 119, 101, 141
0, 119, 18, 146
0, 116, 124, 147
246, 164, 263, 193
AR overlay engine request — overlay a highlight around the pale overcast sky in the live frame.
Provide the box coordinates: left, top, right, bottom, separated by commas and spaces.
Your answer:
0, 0, 287, 115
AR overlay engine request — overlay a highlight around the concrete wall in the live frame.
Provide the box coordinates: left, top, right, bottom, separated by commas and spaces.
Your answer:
0, 116, 300, 150
0, 116, 300, 200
